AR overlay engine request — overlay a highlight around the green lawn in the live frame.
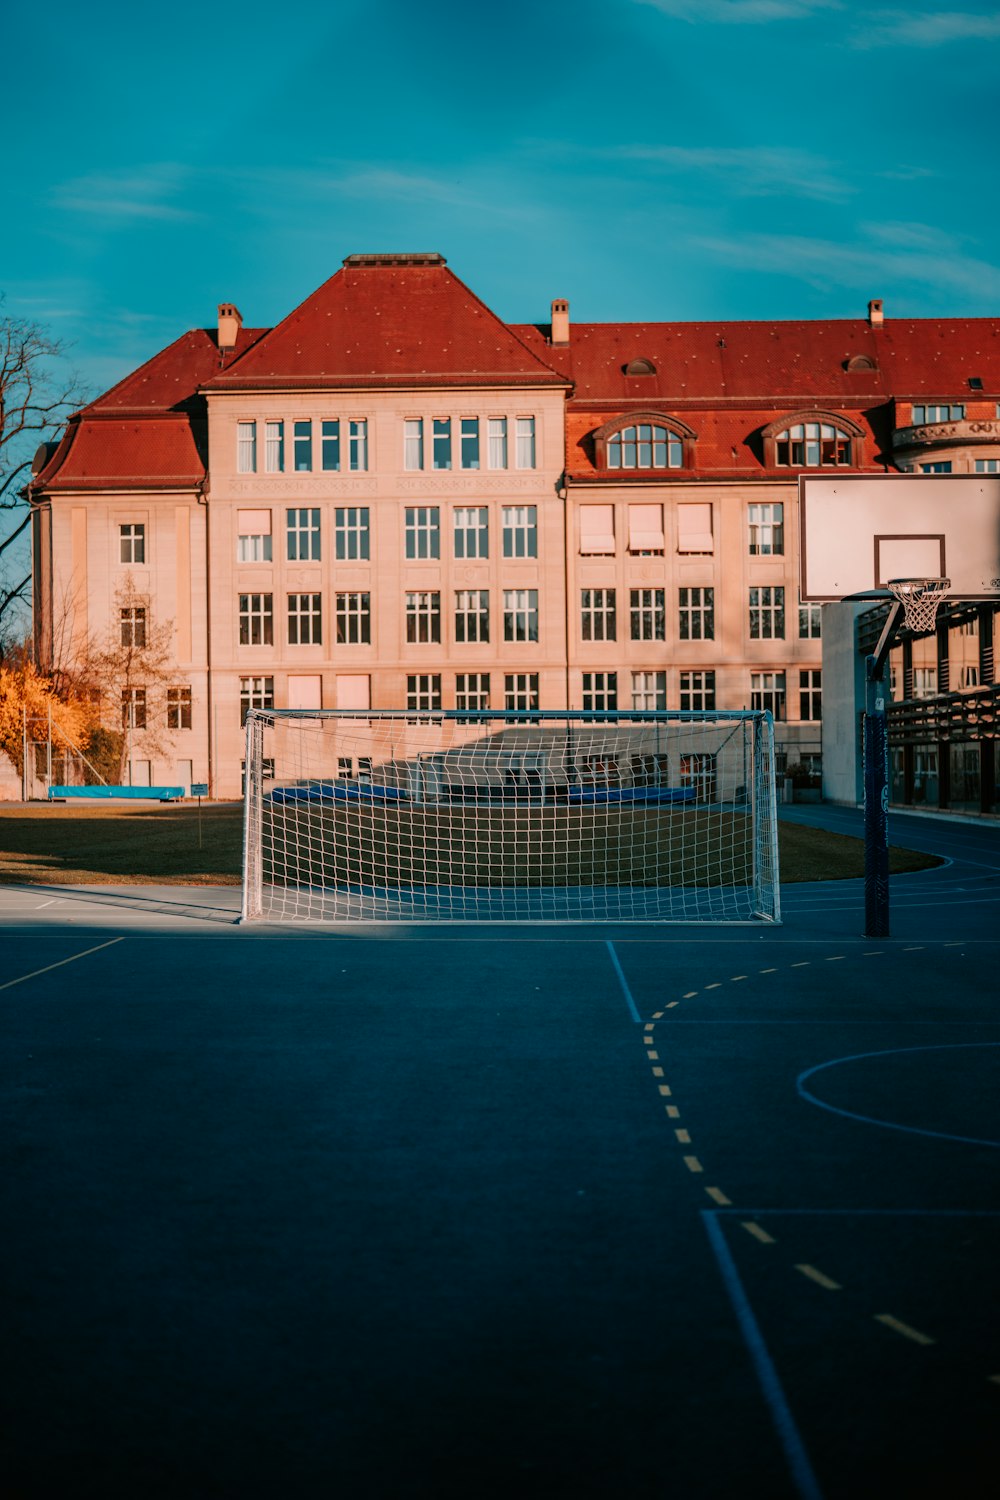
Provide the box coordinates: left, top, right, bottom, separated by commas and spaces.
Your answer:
0, 802, 940, 886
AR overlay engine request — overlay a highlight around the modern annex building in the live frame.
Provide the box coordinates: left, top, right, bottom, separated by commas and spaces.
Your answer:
29, 253, 1000, 805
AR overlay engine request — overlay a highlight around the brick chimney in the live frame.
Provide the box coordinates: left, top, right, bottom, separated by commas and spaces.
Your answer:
217, 303, 243, 351
868, 298, 884, 327
551, 298, 570, 346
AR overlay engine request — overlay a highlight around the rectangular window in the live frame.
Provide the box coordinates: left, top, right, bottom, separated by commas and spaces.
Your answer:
121, 606, 146, 648
335, 592, 371, 645
460, 418, 480, 470
957, 664, 979, 689
322, 420, 341, 471
406, 591, 441, 644
631, 670, 666, 711
504, 588, 539, 642
335, 507, 369, 561
237, 420, 257, 473
912, 405, 964, 424
166, 685, 192, 730
265, 420, 284, 473
455, 589, 489, 643
505, 673, 538, 712
749, 585, 785, 640
799, 668, 822, 721
454, 507, 488, 559
405, 506, 440, 560
121, 687, 146, 730
488, 417, 508, 469
580, 505, 615, 555
677, 503, 714, 554
407, 674, 441, 712
293, 420, 312, 472
580, 588, 616, 642
288, 593, 322, 646
241, 675, 274, 726
678, 587, 714, 641
630, 588, 665, 642
404, 418, 423, 470
502, 505, 537, 558
432, 418, 452, 470
515, 416, 536, 469
582, 671, 617, 711
349, 420, 368, 472
680, 670, 715, 712
748, 502, 784, 555
239, 593, 273, 646
456, 673, 490, 719
913, 666, 938, 698
286, 508, 321, 562
919, 461, 952, 474
751, 671, 786, 720
799, 602, 822, 639
975, 459, 1000, 473
119, 523, 145, 564
237, 509, 272, 563
627, 504, 664, 555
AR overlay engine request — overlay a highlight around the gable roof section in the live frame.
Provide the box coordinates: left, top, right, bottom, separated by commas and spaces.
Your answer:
204, 255, 569, 392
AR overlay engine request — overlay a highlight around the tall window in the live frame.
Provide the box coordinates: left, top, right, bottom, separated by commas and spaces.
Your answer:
404, 419, 423, 470
608, 423, 682, 470
240, 675, 273, 726
748, 503, 784, 555
627, 504, 664, 555
505, 673, 538, 711
405, 506, 440, 560
460, 418, 480, 470
239, 593, 273, 646
293, 421, 312, 472
348, 420, 368, 471
167, 686, 192, 730
676, 504, 713, 555
454, 507, 488, 559
749, 586, 785, 639
119, 523, 145, 564
455, 589, 489, 643
631, 671, 666, 711
237, 421, 257, 473
912, 404, 964, 424
265, 420, 284, 473
488, 417, 508, 469
515, 416, 536, 469
774, 422, 851, 467
504, 589, 539, 642
407, 674, 441, 712
679, 587, 714, 640
335, 507, 369, 561
336, 592, 371, 645
456, 673, 490, 717
288, 593, 322, 646
406, 591, 441, 643
286, 508, 320, 562
433, 418, 452, 470
121, 687, 146, 729
322, 420, 341, 471
503, 505, 537, 558
751, 671, 786, 719
579, 506, 615, 555
237, 509, 272, 563
581, 588, 616, 641
582, 671, 617, 711
680, 670, 715, 711
121, 606, 146, 648
799, 669, 822, 721
799, 602, 822, 639
913, 666, 938, 698
630, 589, 664, 641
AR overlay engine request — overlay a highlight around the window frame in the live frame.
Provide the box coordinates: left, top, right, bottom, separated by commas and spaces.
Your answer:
592, 411, 695, 472
335, 507, 370, 562
119, 523, 145, 565
286, 508, 321, 562
763, 410, 862, 469
406, 590, 442, 644
454, 588, 490, 644
678, 586, 714, 641
287, 592, 322, 647
335, 591, 371, 645
239, 592, 273, 647
166, 685, 192, 730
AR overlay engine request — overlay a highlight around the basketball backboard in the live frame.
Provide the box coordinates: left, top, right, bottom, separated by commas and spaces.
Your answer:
798, 474, 1000, 602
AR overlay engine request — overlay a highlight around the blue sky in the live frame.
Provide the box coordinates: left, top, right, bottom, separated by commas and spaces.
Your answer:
5, 0, 1000, 400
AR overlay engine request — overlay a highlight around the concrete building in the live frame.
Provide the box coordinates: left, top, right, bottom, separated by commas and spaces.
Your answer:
29, 254, 1000, 804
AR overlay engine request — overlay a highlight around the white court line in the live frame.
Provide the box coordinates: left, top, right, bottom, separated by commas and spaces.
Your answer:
0, 938, 124, 991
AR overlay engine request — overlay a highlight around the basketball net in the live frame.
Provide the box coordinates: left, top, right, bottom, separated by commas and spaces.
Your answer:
887, 577, 950, 634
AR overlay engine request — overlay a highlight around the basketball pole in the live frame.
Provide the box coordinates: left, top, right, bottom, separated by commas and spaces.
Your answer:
863, 601, 903, 938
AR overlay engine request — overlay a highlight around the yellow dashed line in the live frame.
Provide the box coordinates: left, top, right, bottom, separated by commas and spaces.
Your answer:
657, 1084, 672, 1096
683, 1156, 704, 1173
705, 1187, 731, 1206
796, 1264, 842, 1291
666, 1105, 680, 1118
683, 991, 698, 999
647, 1051, 659, 1061
653, 1011, 664, 1019
826, 956, 846, 963
791, 962, 810, 969
760, 968, 778, 974
651, 1066, 664, 1077
705, 983, 722, 990
874, 1314, 935, 1346
741, 1222, 776, 1245
731, 975, 748, 982
904, 947, 925, 953
644, 1023, 656, 1032
675, 1128, 691, 1144
644, 1036, 656, 1046
667, 1000, 680, 1008
864, 950, 883, 956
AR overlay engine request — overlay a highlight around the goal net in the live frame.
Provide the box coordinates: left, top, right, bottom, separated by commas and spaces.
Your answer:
242, 709, 780, 924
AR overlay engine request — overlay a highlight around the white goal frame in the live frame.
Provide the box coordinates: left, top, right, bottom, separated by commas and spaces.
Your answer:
241, 709, 780, 924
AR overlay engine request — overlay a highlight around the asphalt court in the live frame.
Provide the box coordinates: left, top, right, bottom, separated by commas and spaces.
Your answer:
1, 808, 998, 1497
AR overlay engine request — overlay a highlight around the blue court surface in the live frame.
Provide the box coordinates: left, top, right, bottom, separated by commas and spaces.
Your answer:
1, 807, 998, 1498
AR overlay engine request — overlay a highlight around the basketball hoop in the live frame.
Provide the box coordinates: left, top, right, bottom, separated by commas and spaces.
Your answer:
886, 577, 951, 634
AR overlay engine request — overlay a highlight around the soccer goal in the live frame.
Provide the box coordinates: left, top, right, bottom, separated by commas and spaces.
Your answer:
241, 709, 780, 924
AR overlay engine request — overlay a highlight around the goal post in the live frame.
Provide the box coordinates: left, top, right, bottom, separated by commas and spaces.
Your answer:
241, 708, 780, 924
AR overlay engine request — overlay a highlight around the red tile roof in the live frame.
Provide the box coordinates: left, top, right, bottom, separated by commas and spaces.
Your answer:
34, 415, 206, 490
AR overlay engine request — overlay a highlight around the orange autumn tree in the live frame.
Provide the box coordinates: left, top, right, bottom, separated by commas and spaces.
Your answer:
0, 656, 96, 783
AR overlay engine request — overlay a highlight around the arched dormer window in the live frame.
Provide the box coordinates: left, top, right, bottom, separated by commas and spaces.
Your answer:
845, 354, 877, 372
624, 357, 657, 376
593, 412, 696, 472
762, 411, 863, 469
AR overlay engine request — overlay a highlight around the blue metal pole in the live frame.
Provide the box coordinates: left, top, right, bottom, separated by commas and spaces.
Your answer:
863, 657, 890, 938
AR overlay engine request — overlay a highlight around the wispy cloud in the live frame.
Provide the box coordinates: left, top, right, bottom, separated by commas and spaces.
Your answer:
851, 9, 1000, 47
633, 0, 840, 20
48, 168, 196, 222
599, 144, 851, 201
